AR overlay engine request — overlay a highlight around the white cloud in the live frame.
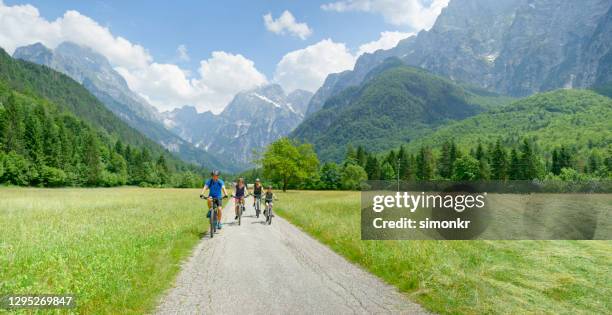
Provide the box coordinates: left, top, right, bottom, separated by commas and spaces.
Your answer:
357, 31, 414, 56
321, 0, 449, 30
274, 39, 355, 93
176, 44, 189, 62
0, 1, 267, 113
117, 52, 267, 113
0, 1, 434, 113
273, 31, 415, 93
0, 2, 151, 69
263, 10, 312, 40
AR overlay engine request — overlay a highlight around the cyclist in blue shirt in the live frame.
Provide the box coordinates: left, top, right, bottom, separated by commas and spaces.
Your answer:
200, 170, 228, 229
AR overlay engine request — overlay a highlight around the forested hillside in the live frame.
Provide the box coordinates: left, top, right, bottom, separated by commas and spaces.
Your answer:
270, 89, 612, 190
291, 63, 510, 162
0, 49, 207, 187
340, 89, 612, 184
12, 42, 227, 171
401, 89, 611, 155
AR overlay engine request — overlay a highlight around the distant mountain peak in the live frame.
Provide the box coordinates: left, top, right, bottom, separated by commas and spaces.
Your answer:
162, 83, 312, 169
13, 42, 53, 65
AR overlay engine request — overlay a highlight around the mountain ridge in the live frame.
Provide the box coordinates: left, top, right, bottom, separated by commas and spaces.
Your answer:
291, 62, 509, 162
163, 84, 312, 170
12, 42, 227, 171
306, 0, 612, 116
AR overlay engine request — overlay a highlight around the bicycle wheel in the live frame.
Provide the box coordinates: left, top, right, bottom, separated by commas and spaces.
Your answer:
238, 205, 242, 226
210, 208, 216, 238
267, 207, 272, 225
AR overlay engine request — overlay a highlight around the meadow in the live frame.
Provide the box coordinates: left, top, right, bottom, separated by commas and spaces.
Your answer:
276, 190, 612, 314
0, 187, 205, 314
2, 187, 611, 314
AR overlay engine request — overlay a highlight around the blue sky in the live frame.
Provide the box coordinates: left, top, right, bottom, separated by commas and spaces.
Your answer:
7, 0, 405, 75
0, 0, 448, 112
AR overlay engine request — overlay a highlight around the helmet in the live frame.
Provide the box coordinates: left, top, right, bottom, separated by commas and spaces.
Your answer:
267, 185, 273, 189
210, 170, 220, 176
255, 178, 260, 182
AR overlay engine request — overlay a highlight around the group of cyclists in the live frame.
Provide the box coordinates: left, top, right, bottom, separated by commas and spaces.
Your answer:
200, 170, 275, 230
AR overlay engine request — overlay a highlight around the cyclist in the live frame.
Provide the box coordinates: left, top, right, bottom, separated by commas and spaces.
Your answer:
252, 178, 263, 208
264, 185, 276, 218
233, 178, 250, 220
200, 170, 228, 230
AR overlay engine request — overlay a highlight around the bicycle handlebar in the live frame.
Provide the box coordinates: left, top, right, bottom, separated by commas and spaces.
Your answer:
200, 195, 229, 200
231, 194, 254, 198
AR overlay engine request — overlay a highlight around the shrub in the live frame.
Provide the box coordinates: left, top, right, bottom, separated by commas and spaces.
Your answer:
341, 164, 368, 190
40, 166, 67, 187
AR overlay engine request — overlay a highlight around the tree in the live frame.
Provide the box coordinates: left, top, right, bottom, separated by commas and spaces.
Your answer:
108, 151, 128, 185
0, 153, 5, 180
478, 158, 491, 180
605, 147, 612, 177
385, 150, 397, 173
261, 138, 319, 192
587, 152, 601, 174
24, 110, 44, 165
381, 162, 396, 180
491, 140, 508, 180
519, 139, 540, 179
156, 154, 170, 185
40, 166, 67, 187
356, 146, 367, 167
344, 144, 358, 166
133, 147, 152, 184
552, 146, 572, 175
83, 130, 101, 186
509, 148, 521, 180
341, 164, 368, 190
1, 151, 32, 185
114, 140, 124, 156
397, 146, 412, 180
364, 155, 381, 180
551, 148, 561, 175
474, 141, 485, 161
416, 146, 434, 180
438, 140, 458, 179
2, 93, 24, 153
453, 155, 480, 181
319, 162, 342, 190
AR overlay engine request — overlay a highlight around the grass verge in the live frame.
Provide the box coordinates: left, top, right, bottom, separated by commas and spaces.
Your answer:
276, 190, 612, 314
0, 187, 205, 314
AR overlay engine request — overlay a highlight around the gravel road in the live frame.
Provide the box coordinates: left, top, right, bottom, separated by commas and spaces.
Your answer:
156, 199, 427, 314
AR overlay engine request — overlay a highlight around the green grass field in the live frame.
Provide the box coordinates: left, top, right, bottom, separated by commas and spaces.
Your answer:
276, 190, 612, 314
0, 187, 205, 314
2, 187, 610, 314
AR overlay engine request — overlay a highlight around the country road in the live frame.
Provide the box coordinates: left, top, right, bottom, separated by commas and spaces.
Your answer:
155, 199, 427, 314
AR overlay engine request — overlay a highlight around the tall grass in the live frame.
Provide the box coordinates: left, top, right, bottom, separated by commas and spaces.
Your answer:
276, 190, 612, 314
0, 187, 205, 314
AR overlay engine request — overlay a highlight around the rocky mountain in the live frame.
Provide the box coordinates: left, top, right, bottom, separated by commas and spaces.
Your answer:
306, 0, 612, 116
13, 42, 227, 170
292, 62, 510, 162
163, 84, 312, 169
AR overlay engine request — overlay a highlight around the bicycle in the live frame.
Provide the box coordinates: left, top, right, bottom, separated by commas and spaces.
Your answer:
232, 194, 250, 226
264, 200, 274, 225
201, 195, 227, 238
254, 195, 262, 218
